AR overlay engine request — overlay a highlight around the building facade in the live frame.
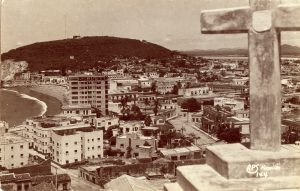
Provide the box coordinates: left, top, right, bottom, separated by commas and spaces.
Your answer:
0, 133, 29, 169
115, 133, 157, 157
68, 74, 108, 115
178, 86, 211, 97
51, 127, 103, 165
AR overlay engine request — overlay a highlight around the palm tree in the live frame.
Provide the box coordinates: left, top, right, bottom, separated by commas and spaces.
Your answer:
120, 96, 129, 118
151, 81, 157, 93
181, 125, 186, 135
153, 99, 161, 116
188, 133, 197, 144
143, 98, 150, 113
121, 96, 129, 109
177, 81, 182, 89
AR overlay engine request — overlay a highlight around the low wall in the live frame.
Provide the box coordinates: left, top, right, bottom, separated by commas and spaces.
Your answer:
80, 159, 205, 187
9, 159, 52, 176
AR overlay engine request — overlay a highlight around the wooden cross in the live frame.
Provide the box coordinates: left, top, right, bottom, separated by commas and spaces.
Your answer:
201, 0, 300, 151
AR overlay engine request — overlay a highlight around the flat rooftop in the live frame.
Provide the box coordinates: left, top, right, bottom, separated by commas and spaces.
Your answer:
31, 115, 70, 123
61, 105, 92, 110
0, 133, 28, 145
160, 146, 201, 156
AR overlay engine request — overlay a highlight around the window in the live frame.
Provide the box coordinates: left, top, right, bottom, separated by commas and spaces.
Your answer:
20, 145, 24, 149
11, 155, 14, 158
92, 147, 94, 150
17, 184, 22, 191
20, 154, 24, 158
65, 143, 69, 146
92, 139, 94, 142
136, 145, 139, 148
74, 141, 78, 145
98, 146, 101, 149
66, 151, 69, 155
97, 138, 100, 141
11, 146, 14, 150
120, 144, 124, 148
21, 162, 24, 166
11, 164, 14, 167
66, 160, 69, 164
24, 184, 29, 191
74, 150, 78, 153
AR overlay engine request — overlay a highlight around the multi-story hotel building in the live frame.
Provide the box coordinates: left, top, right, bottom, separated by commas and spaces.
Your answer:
68, 74, 108, 115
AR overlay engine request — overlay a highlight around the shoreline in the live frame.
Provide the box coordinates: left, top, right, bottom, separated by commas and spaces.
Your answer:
28, 85, 68, 105
1, 85, 65, 126
2, 88, 48, 116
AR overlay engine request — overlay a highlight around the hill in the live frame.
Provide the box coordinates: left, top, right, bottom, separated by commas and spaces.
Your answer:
182, 44, 300, 57
1, 36, 178, 71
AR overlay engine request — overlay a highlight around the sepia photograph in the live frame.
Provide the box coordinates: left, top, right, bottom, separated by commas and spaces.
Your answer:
1, 0, 300, 190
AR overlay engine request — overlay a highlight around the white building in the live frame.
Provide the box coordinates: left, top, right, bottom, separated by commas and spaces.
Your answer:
41, 76, 67, 85
61, 105, 96, 123
115, 133, 157, 157
0, 133, 29, 169
51, 127, 103, 165
178, 86, 211, 97
119, 121, 143, 134
232, 77, 248, 85
144, 72, 159, 79
138, 77, 152, 88
222, 62, 238, 69
160, 146, 202, 161
68, 74, 108, 115
94, 116, 119, 131
22, 115, 104, 164
214, 97, 244, 111
23, 116, 72, 154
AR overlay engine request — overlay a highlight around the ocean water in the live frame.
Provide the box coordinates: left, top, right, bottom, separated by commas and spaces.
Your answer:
0, 87, 62, 127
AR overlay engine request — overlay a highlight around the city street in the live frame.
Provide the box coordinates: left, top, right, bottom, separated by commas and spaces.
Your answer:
51, 162, 102, 191
168, 115, 217, 147
29, 149, 102, 190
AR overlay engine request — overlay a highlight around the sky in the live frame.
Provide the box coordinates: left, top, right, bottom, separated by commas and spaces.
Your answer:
1, 0, 300, 53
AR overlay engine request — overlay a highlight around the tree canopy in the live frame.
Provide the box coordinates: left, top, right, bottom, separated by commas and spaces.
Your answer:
181, 98, 201, 112
144, 115, 152, 126
219, 128, 241, 143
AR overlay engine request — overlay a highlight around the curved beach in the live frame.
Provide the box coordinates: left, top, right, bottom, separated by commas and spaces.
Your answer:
0, 85, 67, 126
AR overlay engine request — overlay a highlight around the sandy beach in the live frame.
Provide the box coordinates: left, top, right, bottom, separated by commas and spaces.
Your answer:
30, 85, 68, 105
1, 85, 67, 126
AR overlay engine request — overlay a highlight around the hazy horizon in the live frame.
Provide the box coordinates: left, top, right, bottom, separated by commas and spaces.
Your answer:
2, 0, 300, 53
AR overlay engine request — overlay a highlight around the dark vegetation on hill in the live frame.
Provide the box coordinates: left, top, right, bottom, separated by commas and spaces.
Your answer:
1, 36, 178, 71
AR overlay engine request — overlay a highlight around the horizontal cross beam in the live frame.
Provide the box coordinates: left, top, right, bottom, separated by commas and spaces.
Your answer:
201, 3, 300, 34
275, 4, 300, 31
200, 7, 251, 34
